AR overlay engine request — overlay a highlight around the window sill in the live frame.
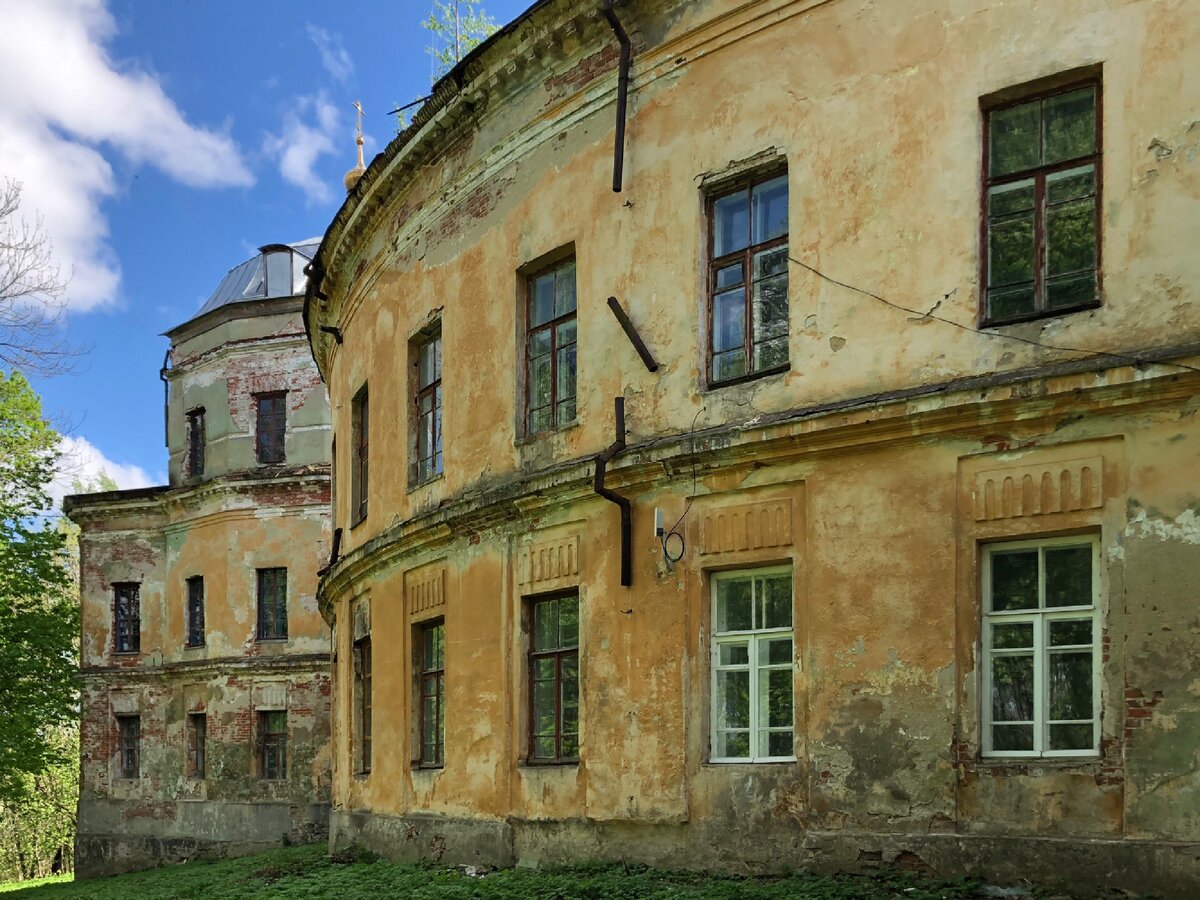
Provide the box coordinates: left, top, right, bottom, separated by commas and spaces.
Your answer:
976, 752, 1101, 765
112, 651, 140, 657
255, 638, 289, 644
407, 472, 444, 494
980, 298, 1101, 329
515, 419, 580, 447
706, 364, 790, 392
350, 513, 367, 531
184, 643, 205, 650
521, 758, 580, 768
705, 757, 798, 766
412, 763, 445, 772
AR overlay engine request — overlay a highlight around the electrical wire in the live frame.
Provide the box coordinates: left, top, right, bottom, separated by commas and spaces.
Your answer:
660, 406, 704, 564
788, 256, 1200, 376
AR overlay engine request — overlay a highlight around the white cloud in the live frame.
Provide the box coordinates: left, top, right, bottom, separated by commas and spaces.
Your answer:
307, 24, 354, 84
262, 94, 341, 205
52, 434, 157, 508
0, 0, 254, 311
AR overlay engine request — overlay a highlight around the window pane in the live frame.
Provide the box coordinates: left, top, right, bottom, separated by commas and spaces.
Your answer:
1049, 723, 1094, 751
761, 637, 792, 666
531, 274, 554, 326
556, 398, 576, 427
766, 730, 793, 758
713, 189, 750, 257
716, 669, 749, 729
529, 329, 551, 359
988, 180, 1034, 218
712, 287, 745, 353
715, 263, 743, 290
418, 338, 440, 388
422, 694, 437, 752
559, 596, 578, 647
1047, 165, 1094, 204
1049, 651, 1093, 720
761, 668, 793, 728
533, 600, 557, 651
533, 733, 556, 758
990, 101, 1041, 176
561, 655, 579, 739
716, 578, 753, 632
1045, 546, 1092, 607
529, 354, 552, 412
533, 681, 556, 736
561, 732, 579, 759
554, 262, 577, 316
1046, 273, 1097, 310
1043, 87, 1095, 164
556, 344, 576, 403
759, 574, 792, 628
716, 730, 749, 759
751, 175, 788, 244
991, 622, 1033, 649
988, 213, 1035, 288
1046, 197, 1096, 276
719, 642, 749, 666
752, 274, 788, 343
992, 723, 1034, 752
265, 251, 291, 296
753, 337, 789, 373
991, 654, 1034, 721
712, 349, 746, 383
555, 318, 576, 347
990, 550, 1038, 611
988, 286, 1035, 321
528, 406, 551, 435
532, 656, 556, 682
1050, 619, 1091, 647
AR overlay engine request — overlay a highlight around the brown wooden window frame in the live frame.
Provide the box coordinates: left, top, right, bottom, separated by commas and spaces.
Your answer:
526, 592, 580, 765
706, 167, 790, 388
356, 636, 373, 774
417, 620, 445, 768
351, 385, 369, 525
412, 329, 443, 485
258, 710, 287, 780
254, 391, 287, 465
255, 567, 288, 641
186, 712, 206, 779
185, 407, 205, 478
980, 77, 1102, 326
524, 257, 578, 436
113, 582, 140, 654
116, 715, 140, 778
185, 575, 205, 648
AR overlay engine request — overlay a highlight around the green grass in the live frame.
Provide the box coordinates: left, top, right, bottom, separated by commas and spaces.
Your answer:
0, 877, 72, 894
0, 844, 1037, 899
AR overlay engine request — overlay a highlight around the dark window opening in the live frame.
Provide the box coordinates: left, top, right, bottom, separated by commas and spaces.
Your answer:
528, 593, 579, 764
255, 391, 287, 464
256, 567, 288, 641
525, 259, 577, 435
117, 715, 140, 778
186, 408, 205, 478
356, 637, 372, 774
351, 386, 369, 524
113, 582, 140, 654
187, 713, 206, 779
413, 332, 443, 484
259, 710, 287, 780
982, 80, 1100, 325
185, 576, 205, 647
418, 621, 445, 767
707, 170, 789, 385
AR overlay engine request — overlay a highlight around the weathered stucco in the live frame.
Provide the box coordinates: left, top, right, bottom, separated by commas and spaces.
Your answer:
305, 0, 1199, 895
67, 290, 333, 878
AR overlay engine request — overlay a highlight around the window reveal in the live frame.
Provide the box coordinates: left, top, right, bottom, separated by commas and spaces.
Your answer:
711, 568, 794, 762
113, 582, 140, 654
708, 172, 789, 384
983, 81, 1100, 324
529, 593, 579, 763
256, 567, 288, 641
255, 392, 287, 464
526, 259, 577, 434
419, 622, 445, 767
186, 713, 206, 779
185, 576, 205, 647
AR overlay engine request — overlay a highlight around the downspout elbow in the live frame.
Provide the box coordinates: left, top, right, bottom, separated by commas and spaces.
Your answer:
601, 0, 632, 193
593, 397, 632, 587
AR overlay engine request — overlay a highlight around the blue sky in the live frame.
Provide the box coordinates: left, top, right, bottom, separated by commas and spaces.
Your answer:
0, 0, 527, 497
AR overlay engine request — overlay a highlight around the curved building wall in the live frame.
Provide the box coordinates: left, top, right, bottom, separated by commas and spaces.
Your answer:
307, 1, 1200, 894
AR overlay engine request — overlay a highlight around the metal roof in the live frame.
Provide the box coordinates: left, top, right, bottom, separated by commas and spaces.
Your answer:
194, 237, 322, 318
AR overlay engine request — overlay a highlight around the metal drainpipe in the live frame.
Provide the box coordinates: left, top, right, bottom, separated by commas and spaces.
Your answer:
593, 397, 632, 587
601, 0, 631, 193
158, 349, 171, 447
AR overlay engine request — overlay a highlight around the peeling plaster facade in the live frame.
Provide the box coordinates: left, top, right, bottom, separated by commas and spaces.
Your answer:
304, 0, 1200, 895
65, 246, 333, 877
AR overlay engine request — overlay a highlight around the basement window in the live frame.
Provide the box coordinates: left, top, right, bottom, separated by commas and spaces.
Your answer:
186, 407, 205, 478
417, 621, 445, 767
256, 567, 288, 641
187, 713, 206, 779
525, 258, 577, 435
185, 575, 205, 647
982, 536, 1100, 757
711, 567, 794, 762
116, 715, 140, 778
527, 593, 579, 764
258, 711, 287, 780
982, 78, 1100, 324
255, 391, 287, 464
707, 170, 789, 386
113, 582, 141, 654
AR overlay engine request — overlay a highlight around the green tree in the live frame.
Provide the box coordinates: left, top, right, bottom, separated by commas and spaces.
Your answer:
0, 727, 77, 881
0, 370, 78, 806
398, 1, 499, 130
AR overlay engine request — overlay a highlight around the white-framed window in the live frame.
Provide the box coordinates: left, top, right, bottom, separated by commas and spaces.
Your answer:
982, 534, 1101, 758
711, 566, 794, 762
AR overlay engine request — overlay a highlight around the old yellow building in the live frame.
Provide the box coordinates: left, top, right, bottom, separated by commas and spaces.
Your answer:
304, 0, 1200, 894
66, 241, 333, 876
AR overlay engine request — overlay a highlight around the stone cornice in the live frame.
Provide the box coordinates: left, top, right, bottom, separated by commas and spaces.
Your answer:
81, 652, 328, 682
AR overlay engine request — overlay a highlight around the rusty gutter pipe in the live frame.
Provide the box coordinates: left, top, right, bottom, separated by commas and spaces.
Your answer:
318, 527, 343, 578
607, 296, 658, 372
593, 397, 632, 586
158, 349, 171, 447
601, 0, 631, 193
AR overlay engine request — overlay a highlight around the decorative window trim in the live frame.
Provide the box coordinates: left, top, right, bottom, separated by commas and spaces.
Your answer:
981, 534, 1102, 758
